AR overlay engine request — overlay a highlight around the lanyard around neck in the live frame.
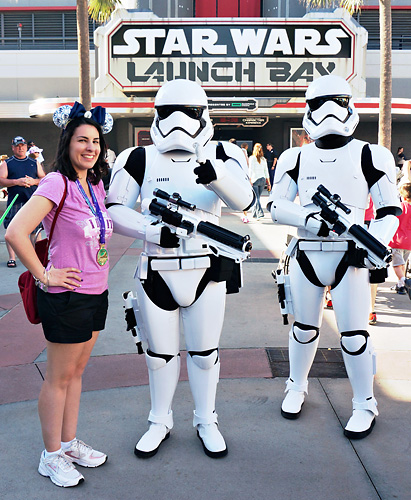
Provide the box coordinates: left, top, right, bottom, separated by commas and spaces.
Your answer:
76, 179, 106, 244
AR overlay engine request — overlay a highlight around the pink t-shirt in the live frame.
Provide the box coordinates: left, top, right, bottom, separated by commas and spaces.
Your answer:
34, 172, 113, 294
389, 200, 411, 250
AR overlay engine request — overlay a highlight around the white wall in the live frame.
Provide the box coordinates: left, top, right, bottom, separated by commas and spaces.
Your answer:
365, 50, 411, 98
0, 50, 95, 101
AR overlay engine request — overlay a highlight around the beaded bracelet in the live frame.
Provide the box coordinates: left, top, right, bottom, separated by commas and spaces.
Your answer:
34, 267, 49, 292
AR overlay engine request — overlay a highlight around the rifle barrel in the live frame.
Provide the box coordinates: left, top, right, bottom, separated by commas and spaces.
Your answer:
348, 224, 391, 262
197, 221, 252, 251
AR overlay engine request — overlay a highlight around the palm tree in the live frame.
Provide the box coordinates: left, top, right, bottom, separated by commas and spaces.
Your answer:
378, 0, 392, 150
77, 0, 121, 110
304, 0, 392, 150
77, 0, 91, 110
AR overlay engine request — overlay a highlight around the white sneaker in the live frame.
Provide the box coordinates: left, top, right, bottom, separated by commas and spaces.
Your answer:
135, 423, 170, 458
344, 410, 376, 439
64, 439, 107, 468
281, 390, 305, 419
197, 423, 227, 458
38, 450, 84, 488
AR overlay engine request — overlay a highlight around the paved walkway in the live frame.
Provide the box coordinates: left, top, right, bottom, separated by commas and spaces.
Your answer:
0, 194, 410, 500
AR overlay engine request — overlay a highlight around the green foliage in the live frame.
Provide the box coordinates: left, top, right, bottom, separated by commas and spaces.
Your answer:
303, 0, 363, 15
88, 0, 121, 23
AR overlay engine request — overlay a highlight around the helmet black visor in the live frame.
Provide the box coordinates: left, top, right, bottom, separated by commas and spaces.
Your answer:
307, 95, 350, 112
156, 105, 205, 120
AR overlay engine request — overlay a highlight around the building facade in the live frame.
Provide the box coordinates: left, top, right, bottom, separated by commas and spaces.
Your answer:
1, 0, 411, 164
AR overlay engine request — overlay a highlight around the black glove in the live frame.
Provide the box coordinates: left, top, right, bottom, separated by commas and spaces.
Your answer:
305, 213, 330, 237
194, 160, 217, 185
159, 226, 180, 248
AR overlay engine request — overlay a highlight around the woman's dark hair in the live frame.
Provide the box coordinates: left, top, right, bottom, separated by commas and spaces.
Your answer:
51, 116, 108, 185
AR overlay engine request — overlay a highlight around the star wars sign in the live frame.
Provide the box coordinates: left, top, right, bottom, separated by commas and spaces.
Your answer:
95, 10, 367, 96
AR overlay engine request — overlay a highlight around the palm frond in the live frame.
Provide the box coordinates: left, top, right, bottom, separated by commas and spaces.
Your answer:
88, 0, 121, 23
302, 0, 363, 15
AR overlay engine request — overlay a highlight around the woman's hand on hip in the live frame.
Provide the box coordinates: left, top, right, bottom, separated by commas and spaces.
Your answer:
47, 265, 82, 290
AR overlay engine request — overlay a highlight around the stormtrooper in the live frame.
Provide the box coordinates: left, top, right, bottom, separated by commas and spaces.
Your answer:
106, 79, 254, 458
268, 75, 401, 439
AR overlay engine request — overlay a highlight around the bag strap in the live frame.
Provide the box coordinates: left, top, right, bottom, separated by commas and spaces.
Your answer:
44, 174, 68, 258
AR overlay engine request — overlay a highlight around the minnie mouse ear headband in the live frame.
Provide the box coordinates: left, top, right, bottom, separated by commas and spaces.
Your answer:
53, 101, 113, 134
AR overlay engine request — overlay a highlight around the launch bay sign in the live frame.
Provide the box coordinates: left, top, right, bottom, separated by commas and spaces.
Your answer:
94, 10, 367, 96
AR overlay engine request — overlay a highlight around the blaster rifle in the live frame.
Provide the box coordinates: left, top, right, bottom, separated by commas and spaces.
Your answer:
311, 184, 392, 269
123, 291, 144, 354
143, 189, 252, 262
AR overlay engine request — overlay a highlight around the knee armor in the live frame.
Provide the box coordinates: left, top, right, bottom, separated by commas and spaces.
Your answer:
188, 348, 219, 369
291, 322, 319, 344
340, 330, 369, 356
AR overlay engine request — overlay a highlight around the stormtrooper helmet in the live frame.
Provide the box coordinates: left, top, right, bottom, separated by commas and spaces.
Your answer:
302, 75, 359, 140
150, 79, 214, 153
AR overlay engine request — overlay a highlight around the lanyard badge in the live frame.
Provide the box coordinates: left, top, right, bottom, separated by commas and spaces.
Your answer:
76, 180, 108, 266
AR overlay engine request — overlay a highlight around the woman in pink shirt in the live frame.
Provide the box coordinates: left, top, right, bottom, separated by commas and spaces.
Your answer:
389, 183, 411, 295
6, 103, 113, 488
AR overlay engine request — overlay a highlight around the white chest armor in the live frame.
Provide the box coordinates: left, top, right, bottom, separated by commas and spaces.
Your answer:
141, 145, 220, 217
298, 140, 369, 227
141, 145, 221, 257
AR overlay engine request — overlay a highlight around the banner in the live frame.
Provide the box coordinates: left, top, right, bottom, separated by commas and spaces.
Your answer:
94, 10, 367, 97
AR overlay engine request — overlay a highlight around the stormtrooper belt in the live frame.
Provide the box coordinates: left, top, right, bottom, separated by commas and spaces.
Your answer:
295, 240, 351, 289
297, 241, 349, 252
149, 256, 211, 271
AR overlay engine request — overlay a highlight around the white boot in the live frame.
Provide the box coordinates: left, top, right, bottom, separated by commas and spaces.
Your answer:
281, 379, 308, 419
197, 423, 227, 458
135, 423, 171, 458
344, 408, 376, 439
187, 350, 227, 457
281, 324, 318, 419
341, 335, 378, 439
135, 352, 179, 457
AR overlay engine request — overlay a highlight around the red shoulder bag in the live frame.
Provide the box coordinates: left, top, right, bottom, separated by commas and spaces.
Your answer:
18, 175, 68, 324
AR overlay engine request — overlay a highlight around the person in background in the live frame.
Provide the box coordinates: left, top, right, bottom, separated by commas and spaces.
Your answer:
389, 183, 411, 296
364, 197, 381, 325
0, 136, 45, 268
105, 146, 116, 169
265, 143, 278, 188
5, 102, 114, 488
28, 145, 44, 165
397, 147, 411, 186
103, 145, 117, 190
240, 142, 251, 223
27, 140, 45, 164
249, 142, 270, 219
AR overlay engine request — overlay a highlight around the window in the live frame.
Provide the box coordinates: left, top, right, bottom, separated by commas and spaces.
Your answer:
0, 10, 98, 50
